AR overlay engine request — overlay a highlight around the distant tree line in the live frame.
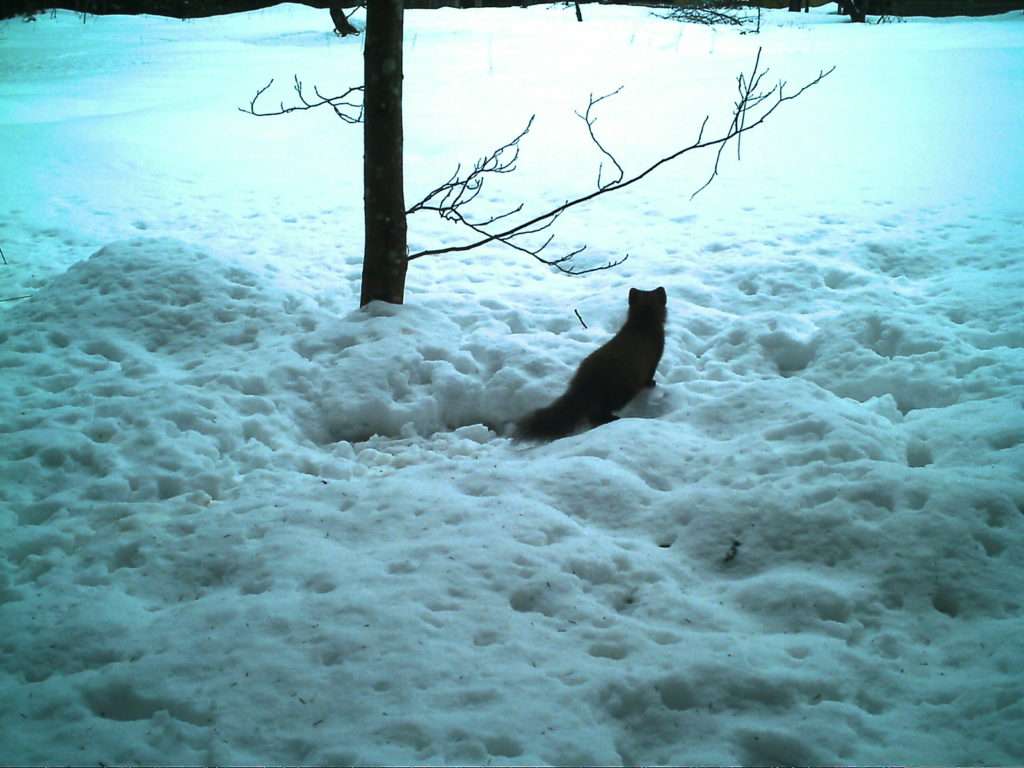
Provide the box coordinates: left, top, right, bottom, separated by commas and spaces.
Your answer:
3, 0, 1021, 21
0, 1, 724, 22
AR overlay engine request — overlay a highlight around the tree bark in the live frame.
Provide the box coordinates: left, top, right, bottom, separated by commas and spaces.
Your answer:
360, 0, 408, 307
329, 5, 358, 35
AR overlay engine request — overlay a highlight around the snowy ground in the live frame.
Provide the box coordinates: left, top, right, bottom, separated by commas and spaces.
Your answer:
2, 3, 1023, 765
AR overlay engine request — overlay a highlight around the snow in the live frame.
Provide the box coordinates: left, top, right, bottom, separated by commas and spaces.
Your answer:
1, 3, 1023, 764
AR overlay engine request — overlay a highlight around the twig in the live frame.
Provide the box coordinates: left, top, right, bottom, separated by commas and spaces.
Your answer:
574, 308, 588, 329
431, 196, 618, 276
406, 115, 624, 275
407, 117, 534, 219
723, 539, 741, 563
1, 295, 32, 303
240, 76, 364, 123
575, 87, 625, 190
0, 245, 6, 265
692, 46, 775, 198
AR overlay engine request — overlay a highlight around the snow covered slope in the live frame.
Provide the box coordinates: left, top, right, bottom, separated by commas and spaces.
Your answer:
1, 4, 1022, 764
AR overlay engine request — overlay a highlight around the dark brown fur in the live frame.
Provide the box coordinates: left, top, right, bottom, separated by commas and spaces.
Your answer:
518, 287, 667, 439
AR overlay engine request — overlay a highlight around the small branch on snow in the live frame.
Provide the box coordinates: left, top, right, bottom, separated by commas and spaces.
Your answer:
723, 539, 742, 563
662, 1, 759, 28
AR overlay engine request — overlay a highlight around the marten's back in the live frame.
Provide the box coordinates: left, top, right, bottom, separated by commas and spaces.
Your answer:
569, 287, 666, 415
517, 286, 667, 439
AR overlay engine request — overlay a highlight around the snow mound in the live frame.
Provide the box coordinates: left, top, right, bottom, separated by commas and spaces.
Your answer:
0, 238, 521, 517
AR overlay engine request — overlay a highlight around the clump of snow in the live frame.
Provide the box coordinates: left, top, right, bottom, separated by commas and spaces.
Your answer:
2, 3, 1023, 765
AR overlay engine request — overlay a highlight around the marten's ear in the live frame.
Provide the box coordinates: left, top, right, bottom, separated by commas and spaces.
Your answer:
655, 287, 667, 304
628, 287, 639, 305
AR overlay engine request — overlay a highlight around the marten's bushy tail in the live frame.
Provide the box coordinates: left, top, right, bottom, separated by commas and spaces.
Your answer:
517, 389, 586, 439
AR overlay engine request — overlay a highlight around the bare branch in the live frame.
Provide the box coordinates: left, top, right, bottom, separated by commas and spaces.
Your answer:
251, 51, 832, 277
691, 48, 833, 198
408, 51, 834, 264
472, 203, 525, 228
406, 116, 534, 220
548, 250, 628, 277
694, 46, 769, 197
430, 194, 621, 276
407, 92, 635, 274
575, 86, 625, 190
240, 76, 364, 123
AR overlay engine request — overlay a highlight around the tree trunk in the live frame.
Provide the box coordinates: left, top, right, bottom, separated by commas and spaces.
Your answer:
329, 5, 358, 35
848, 0, 867, 19
360, 0, 408, 307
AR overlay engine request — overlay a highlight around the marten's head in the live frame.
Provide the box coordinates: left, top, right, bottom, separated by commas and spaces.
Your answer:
627, 286, 667, 327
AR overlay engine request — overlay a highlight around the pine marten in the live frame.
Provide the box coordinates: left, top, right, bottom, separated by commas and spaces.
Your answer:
518, 287, 667, 439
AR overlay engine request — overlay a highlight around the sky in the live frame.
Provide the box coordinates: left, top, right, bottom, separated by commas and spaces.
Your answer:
1, 3, 1023, 765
